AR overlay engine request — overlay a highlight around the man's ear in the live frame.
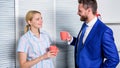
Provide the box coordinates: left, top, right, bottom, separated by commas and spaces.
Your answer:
87, 8, 91, 12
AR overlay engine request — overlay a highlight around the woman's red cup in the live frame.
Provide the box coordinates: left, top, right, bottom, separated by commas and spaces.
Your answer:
49, 45, 58, 54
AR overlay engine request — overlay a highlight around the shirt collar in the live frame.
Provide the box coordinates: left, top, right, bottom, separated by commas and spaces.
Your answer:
86, 17, 97, 27
29, 30, 36, 37
29, 29, 42, 37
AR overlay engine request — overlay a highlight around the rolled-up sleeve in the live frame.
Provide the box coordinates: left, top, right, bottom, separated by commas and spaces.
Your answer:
17, 37, 29, 53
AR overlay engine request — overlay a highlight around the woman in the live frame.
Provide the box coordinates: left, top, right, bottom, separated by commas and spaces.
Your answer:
17, 10, 58, 68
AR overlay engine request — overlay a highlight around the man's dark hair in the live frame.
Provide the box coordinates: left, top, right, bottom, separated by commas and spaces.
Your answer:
78, 0, 97, 15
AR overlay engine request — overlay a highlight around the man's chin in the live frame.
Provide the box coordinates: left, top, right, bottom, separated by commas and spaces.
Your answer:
80, 19, 85, 21
80, 17, 87, 21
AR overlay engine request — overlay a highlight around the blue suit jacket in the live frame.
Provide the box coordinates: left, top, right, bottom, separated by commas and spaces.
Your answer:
71, 19, 119, 68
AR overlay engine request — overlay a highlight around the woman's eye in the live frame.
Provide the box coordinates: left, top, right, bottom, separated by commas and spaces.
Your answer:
36, 18, 39, 20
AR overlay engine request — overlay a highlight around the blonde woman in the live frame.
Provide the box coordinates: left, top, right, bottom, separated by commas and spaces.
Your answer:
17, 10, 58, 68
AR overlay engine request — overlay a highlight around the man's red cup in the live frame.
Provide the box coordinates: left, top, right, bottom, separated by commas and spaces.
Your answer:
60, 31, 69, 41
49, 45, 58, 54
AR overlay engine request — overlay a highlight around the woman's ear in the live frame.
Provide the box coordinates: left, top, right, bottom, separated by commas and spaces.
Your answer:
28, 20, 31, 25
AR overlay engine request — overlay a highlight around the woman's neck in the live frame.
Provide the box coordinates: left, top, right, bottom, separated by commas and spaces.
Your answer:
30, 27, 40, 38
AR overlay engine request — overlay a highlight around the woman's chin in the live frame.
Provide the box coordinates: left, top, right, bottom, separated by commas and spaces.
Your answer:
38, 25, 42, 28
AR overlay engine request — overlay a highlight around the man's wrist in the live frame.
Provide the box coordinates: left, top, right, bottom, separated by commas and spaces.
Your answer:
67, 37, 73, 44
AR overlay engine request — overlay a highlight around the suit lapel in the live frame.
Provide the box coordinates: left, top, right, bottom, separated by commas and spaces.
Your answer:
76, 23, 86, 46
77, 23, 86, 38
84, 19, 100, 46
75, 23, 86, 51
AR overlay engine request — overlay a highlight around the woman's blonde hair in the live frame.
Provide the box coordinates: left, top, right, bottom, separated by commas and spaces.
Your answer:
24, 10, 41, 33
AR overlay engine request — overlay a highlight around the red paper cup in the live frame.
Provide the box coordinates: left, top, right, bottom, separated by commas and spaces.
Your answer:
49, 45, 58, 53
60, 31, 69, 41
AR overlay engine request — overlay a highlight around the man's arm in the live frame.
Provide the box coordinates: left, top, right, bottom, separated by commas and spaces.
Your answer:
102, 28, 119, 68
66, 33, 77, 46
70, 37, 77, 45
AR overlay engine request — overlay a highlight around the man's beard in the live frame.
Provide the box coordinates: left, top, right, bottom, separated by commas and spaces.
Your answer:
80, 15, 88, 21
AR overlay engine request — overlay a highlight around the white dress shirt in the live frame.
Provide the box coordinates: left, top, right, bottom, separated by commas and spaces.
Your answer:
83, 17, 97, 43
68, 17, 97, 44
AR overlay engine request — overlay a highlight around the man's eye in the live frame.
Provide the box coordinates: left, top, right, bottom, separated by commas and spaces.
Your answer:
79, 10, 81, 12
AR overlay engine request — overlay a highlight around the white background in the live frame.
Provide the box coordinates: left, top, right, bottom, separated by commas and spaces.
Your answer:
97, 0, 120, 23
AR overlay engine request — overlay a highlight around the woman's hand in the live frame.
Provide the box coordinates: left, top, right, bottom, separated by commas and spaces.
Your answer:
42, 50, 59, 60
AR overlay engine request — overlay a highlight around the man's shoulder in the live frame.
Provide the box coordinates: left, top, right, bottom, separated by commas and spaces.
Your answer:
95, 19, 112, 33
97, 19, 110, 29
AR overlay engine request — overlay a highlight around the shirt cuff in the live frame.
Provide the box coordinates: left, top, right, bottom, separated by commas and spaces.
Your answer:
67, 37, 73, 45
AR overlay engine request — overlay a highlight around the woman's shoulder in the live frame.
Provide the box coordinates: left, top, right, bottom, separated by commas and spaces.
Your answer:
19, 31, 30, 41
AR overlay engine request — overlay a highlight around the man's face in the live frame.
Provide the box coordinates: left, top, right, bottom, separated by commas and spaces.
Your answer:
77, 4, 88, 21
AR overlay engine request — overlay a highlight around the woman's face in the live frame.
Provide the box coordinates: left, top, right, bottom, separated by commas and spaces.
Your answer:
29, 13, 43, 29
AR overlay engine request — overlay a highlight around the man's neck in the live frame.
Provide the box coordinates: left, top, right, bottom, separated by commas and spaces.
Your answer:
86, 15, 96, 23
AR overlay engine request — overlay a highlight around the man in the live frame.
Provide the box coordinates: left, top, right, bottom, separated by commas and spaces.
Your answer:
64, 0, 119, 68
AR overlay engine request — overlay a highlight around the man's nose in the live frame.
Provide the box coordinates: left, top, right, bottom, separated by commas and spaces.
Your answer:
77, 12, 80, 15
77, 12, 80, 16
77, 12, 79, 15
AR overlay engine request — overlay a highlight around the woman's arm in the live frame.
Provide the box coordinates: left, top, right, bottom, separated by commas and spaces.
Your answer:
18, 51, 57, 68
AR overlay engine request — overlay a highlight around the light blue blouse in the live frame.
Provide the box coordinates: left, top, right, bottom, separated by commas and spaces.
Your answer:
17, 30, 54, 68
